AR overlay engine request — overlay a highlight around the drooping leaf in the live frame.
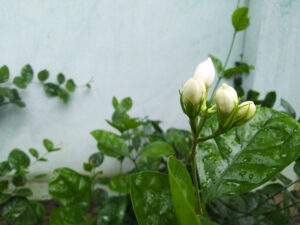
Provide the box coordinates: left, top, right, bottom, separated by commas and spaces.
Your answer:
15, 201, 45, 225
232, 7, 250, 31
109, 174, 130, 194
196, 107, 300, 202
0, 65, 9, 83
167, 156, 200, 225
208, 54, 223, 74
97, 196, 127, 225
138, 141, 175, 158
8, 149, 30, 171
130, 171, 178, 225
37, 70, 49, 82
21, 64, 34, 83
280, 98, 296, 118
91, 130, 130, 157
48, 168, 91, 215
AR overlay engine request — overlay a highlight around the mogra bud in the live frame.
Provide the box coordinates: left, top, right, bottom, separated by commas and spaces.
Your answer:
182, 77, 206, 106
235, 101, 256, 125
215, 83, 238, 127
194, 57, 215, 88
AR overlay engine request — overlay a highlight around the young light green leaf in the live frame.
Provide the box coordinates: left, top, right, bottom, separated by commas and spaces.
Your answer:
66, 79, 76, 92
167, 156, 200, 225
232, 7, 250, 31
0, 65, 9, 83
21, 64, 34, 83
130, 171, 178, 225
8, 149, 30, 171
196, 107, 300, 202
91, 130, 130, 157
109, 174, 130, 194
138, 141, 175, 158
43, 139, 54, 151
37, 70, 49, 82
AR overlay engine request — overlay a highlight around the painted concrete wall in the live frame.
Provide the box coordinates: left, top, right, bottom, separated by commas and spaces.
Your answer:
0, 0, 244, 176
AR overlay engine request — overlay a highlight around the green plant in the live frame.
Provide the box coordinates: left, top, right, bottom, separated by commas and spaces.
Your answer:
0, 139, 61, 224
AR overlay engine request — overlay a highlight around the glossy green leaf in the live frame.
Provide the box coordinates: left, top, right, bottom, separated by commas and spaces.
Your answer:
44, 82, 59, 97
43, 138, 60, 152
66, 79, 76, 92
15, 201, 45, 225
136, 156, 161, 171
109, 174, 130, 194
50, 207, 95, 225
91, 130, 130, 157
97, 196, 127, 225
2, 197, 29, 221
21, 64, 34, 83
13, 76, 27, 89
167, 156, 200, 225
223, 64, 254, 78
232, 7, 250, 31
13, 188, 33, 197
89, 152, 104, 167
196, 107, 300, 202
48, 168, 91, 214
130, 171, 178, 225
8, 149, 30, 171
57, 73, 66, 84
29, 148, 39, 159
37, 70, 49, 82
0, 65, 9, 83
208, 54, 223, 74
0, 180, 9, 192
0, 161, 12, 176
138, 141, 175, 158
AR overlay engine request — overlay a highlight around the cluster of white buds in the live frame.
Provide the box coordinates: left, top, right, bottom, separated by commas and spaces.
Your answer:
180, 57, 256, 128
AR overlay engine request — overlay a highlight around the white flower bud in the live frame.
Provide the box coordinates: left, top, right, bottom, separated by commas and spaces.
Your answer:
215, 83, 238, 114
237, 101, 256, 121
182, 77, 206, 105
194, 57, 215, 87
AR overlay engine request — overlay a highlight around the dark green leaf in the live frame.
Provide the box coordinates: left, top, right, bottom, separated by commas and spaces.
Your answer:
92, 188, 108, 206
232, 7, 250, 31
12, 174, 27, 187
91, 130, 130, 157
15, 201, 45, 225
2, 197, 29, 221
21, 64, 33, 83
48, 168, 91, 214
13, 76, 27, 89
89, 152, 104, 167
0, 193, 12, 204
257, 183, 283, 195
223, 64, 254, 78
261, 91, 276, 108
276, 173, 292, 185
0, 87, 14, 99
136, 156, 162, 172
0, 65, 9, 83
247, 89, 260, 102
43, 82, 59, 97
294, 157, 300, 178
280, 98, 296, 118
167, 156, 200, 225
58, 88, 70, 104
66, 79, 76, 92
196, 107, 300, 202
0, 161, 12, 176
0, 180, 9, 192
208, 54, 223, 74
130, 171, 178, 225
97, 196, 127, 225
138, 141, 175, 158
37, 70, 49, 82
13, 188, 33, 197
29, 148, 39, 159
8, 149, 30, 171
50, 207, 95, 225
57, 73, 66, 84
34, 173, 48, 179
94, 177, 111, 186
109, 174, 130, 194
